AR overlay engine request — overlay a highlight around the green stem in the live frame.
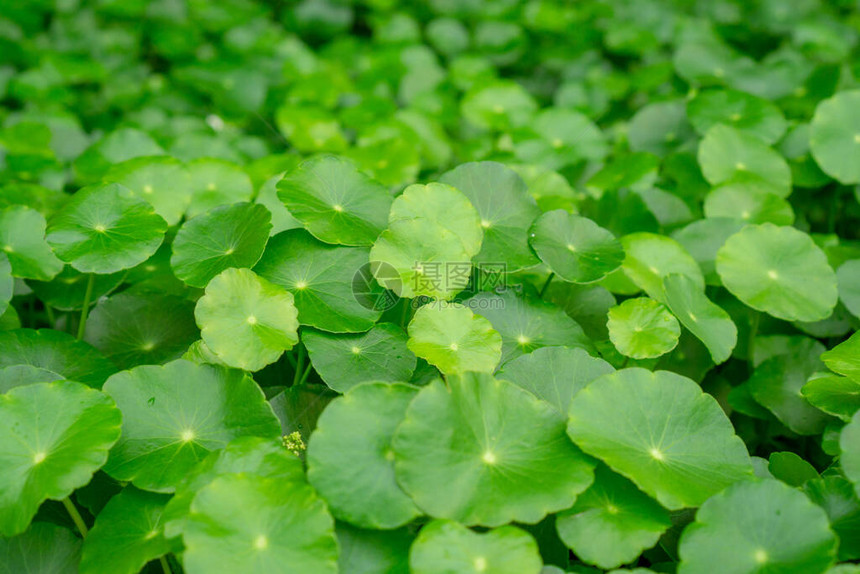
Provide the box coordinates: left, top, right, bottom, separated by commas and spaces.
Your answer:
747, 312, 761, 364
45, 303, 55, 328
76, 274, 96, 341
620, 356, 630, 369
62, 497, 88, 538
159, 555, 172, 574
292, 345, 305, 387
539, 272, 555, 298
298, 363, 313, 386
828, 185, 842, 235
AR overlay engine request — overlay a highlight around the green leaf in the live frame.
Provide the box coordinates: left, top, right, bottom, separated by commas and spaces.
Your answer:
0, 329, 116, 387
195, 268, 299, 371
466, 290, 594, 365
337, 523, 412, 574
698, 124, 791, 198
102, 360, 282, 492
462, 81, 538, 131
182, 474, 338, 574
406, 303, 502, 375
804, 476, 860, 561
678, 479, 837, 574
186, 158, 253, 219
392, 373, 595, 526
0, 522, 81, 574
822, 332, 860, 381
170, 202, 271, 288
254, 229, 381, 332
85, 291, 199, 370
103, 156, 192, 226
439, 161, 541, 272
307, 382, 421, 528
0, 365, 63, 393
837, 260, 860, 319
410, 520, 543, 574
162, 437, 305, 539
46, 183, 168, 274
768, 452, 818, 487
79, 487, 173, 574
803, 374, 860, 422
672, 218, 746, 286
497, 346, 614, 414
840, 411, 860, 499
0, 206, 62, 280
687, 88, 787, 144
716, 224, 838, 322
703, 183, 794, 225
303, 323, 416, 393
556, 464, 671, 570
0, 381, 121, 536
607, 297, 680, 359
662, 273, 737, 364
369, 182, 482, 300
277, 155, 392, 246
528, 211, 624, 284
810, 90, 860, 184
567, 368, 753, 510
621, 232, 704, 302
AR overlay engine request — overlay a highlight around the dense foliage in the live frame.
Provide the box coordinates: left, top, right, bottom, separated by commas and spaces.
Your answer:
3, 0, 860, 572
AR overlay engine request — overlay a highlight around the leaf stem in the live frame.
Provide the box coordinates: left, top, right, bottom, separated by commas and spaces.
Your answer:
159, 555, 172, 574
298, 362, 313, 386
45, 303, 55, 328
292, 345, 305, 387
62, 497, 88, 538
76, 274, 96, 340
539, 272, 555, 298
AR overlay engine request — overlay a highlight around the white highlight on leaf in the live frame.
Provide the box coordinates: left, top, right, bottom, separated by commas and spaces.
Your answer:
180, 429, 196, 443
33, 451, 46, 464
482, 450, 497, 465
649, 447, 665, 461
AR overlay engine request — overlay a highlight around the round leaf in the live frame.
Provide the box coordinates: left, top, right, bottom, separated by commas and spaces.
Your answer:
277, 155, 392, 246
607, 297, 680, 359
171, 202, 271, 288
662, 273, 738, 364
567, 368, 753, 510
369, 183, 482, 300
716, 224, 837, 322
254, 229, 381, 333
802, 374, 860, 422
556, 465, 671, 570
104, 156, 192, 226
102, 360, 282, 492
26, 266, 125, 311
406, 303, 502, 375
307, 382, 421, 528
465, 290, 594, 365
0, 206, 62, 280
85, 291, 199, 370
697, 124, 791, 197
393, 372, 595, 526
410, 520, 542, 574
182, 474, 337, 574
163, 437, 305, 539
0, 329, 116, 387
0, 381, 121, 535
46, 183, 168, 274
678, 479, 837, 574
0, 522, 81, 574
186, 158, 253, 219
0, 365, 63, 393
837, 260, 860, 319
303, 323, 416, 393
79, 487, 173, 574
529, 211, 624, 284
439, 161, 541, 271
497, 346, 614, 414
621, 232, 704, 302
687, 89, 787, 144
810, 90, 860, 184
195, 268, 299, 372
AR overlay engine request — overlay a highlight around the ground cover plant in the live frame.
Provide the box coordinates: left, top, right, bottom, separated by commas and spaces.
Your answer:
5, 0, 860, 572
